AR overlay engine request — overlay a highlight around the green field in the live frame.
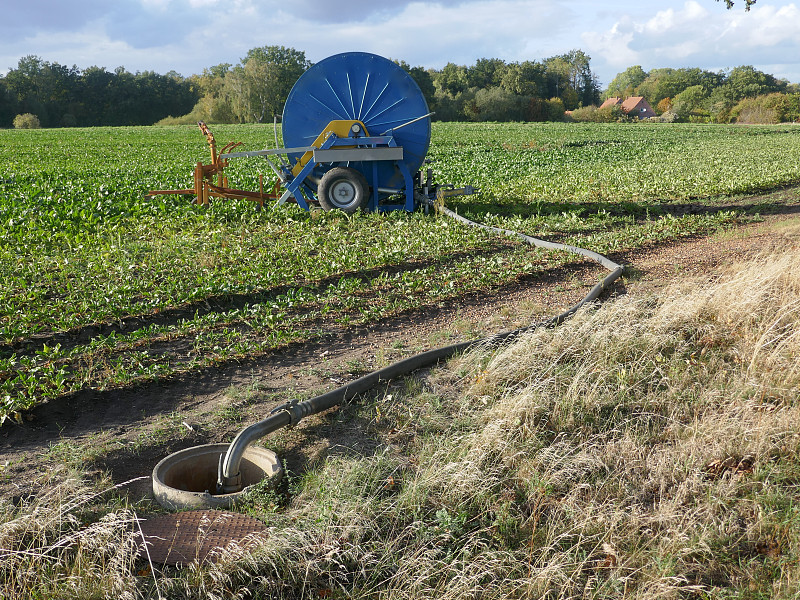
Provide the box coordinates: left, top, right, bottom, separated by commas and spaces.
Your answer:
1, 122, 799, 421
3, 122, 800, 600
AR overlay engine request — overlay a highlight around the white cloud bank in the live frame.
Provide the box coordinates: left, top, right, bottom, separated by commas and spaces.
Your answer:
583, 1, 800, 83
2, 0, 799, 87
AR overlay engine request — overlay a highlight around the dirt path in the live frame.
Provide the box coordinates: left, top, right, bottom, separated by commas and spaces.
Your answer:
2, 193, 798, 502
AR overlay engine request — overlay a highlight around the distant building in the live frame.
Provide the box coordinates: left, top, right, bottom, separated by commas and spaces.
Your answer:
599, 96, 657, 119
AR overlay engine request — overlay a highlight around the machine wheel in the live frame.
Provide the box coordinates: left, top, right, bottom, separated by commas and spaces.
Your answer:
318, 167, 369, 213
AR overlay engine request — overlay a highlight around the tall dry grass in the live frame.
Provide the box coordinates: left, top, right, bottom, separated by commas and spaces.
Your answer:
2, 238, 799, 599
0, 473, 145, 599
454, 248, 800, 598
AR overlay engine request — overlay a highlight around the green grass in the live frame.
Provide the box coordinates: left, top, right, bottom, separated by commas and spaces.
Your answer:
0, 122, 797, 419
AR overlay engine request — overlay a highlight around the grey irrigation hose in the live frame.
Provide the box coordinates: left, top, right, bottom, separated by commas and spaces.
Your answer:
217, 205, 625, 493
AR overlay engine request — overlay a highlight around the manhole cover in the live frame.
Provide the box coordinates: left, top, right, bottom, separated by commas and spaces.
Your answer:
138, 510, 267, 566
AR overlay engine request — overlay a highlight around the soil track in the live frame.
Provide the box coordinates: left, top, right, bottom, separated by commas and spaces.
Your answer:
1, 189, 798, 503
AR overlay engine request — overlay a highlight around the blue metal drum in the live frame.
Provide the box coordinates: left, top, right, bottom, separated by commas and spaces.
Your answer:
282, 52, 431, 194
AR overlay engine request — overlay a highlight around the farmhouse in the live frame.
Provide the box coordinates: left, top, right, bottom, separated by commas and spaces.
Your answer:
600, 96, 657, 119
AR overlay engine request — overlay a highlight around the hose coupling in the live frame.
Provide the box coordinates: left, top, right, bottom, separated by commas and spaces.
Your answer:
270, 399, 308, 426
217, 453, 242, 494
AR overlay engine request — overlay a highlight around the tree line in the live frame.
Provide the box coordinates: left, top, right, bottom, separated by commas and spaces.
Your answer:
3, 44, 799, 128
0, 55, 198, 128
173, 48, 600, 125
0, 46, 600, 128
177, 47, 800, 125
416, 50, 600, 122
603, 64, 800, 123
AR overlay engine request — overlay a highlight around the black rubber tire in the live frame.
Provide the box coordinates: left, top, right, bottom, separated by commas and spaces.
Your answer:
317, 167, 369, 213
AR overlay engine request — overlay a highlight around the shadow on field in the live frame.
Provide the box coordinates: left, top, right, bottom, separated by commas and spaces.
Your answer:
452, 183, 800, 221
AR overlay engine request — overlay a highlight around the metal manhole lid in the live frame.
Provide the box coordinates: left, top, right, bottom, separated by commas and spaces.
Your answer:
138, 510, 267, 566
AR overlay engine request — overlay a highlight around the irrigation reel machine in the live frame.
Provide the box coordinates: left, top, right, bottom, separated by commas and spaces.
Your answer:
150, 52, 476, 212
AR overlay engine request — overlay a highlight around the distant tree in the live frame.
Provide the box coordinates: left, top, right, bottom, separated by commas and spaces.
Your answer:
434, 63, 469, 96
606, 65, 648, 99
635, 67, 722, 108
77, 66, 113, 125
238, 46, 311, 122
768, 93, 800, 122
2, 56, 198, 127
0, 79, 19, 126
432, 87, 475, 121
422, 50, 599, 120
524, 97, 548, 121
466, 58, 507, 89
222, 67, 249, 123
188, 63, 235, 123
544, 50, 599, 107
473, 86, 526, 121
656, 97, 673, 114
725, 65, 784, 99
705, 65, 784, 121
13, 113, 41, 128
500, 61, 546, 97
543, 54, 569, 99
131, 70, 198, 125
546, 97, 566, 121
672, 85, 709, 120
4, 56, 81, 127
730, 92, 800, 124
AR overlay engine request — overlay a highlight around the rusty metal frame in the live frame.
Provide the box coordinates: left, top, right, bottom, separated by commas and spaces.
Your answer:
148, 121, 281, 207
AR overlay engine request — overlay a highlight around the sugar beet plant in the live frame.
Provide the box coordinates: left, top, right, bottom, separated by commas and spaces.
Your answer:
0, 122, 798, 421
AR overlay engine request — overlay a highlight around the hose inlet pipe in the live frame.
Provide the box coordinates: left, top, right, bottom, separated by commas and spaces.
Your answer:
217, 206, 625, 494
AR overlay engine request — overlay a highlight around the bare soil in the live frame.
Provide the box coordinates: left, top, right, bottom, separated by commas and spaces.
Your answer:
2, 189, 798, 504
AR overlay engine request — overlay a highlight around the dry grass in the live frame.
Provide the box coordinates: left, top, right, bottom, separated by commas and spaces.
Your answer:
2, 241, 799, 599
455, 247, 800, 598
0, 472, 146, 599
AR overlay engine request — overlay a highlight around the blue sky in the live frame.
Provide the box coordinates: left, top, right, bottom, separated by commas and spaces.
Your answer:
3, 0, 800, 88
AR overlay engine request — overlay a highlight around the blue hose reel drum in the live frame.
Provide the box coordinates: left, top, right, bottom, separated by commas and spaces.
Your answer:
282, 52, 431, 211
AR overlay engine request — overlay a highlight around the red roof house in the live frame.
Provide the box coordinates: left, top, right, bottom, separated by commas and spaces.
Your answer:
600, 97, 622, 110
599, 96, 656, 119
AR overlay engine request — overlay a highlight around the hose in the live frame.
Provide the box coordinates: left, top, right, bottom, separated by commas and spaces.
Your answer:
217, 203, 625, 493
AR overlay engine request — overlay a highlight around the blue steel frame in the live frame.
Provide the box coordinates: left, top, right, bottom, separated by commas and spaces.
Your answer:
283, 133, 415, 212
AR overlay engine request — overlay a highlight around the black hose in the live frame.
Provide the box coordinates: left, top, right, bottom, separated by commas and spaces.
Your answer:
217, 204, 625, 493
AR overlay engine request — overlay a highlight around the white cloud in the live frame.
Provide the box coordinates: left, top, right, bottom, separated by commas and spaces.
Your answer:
3, 0, 799, 86
11, 24, 136, 69
581, 21, 637, 72
583, 1, 800, 83
210, 0, 572, 68
640, 0, 709, 35
731, 3, 800, 47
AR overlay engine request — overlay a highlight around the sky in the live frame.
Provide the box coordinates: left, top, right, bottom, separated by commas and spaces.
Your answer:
3, 0, 800, 89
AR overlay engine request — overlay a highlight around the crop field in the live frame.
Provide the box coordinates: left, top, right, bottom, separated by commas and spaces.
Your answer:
2, 121, 800, 599
1, 122, 799, 423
